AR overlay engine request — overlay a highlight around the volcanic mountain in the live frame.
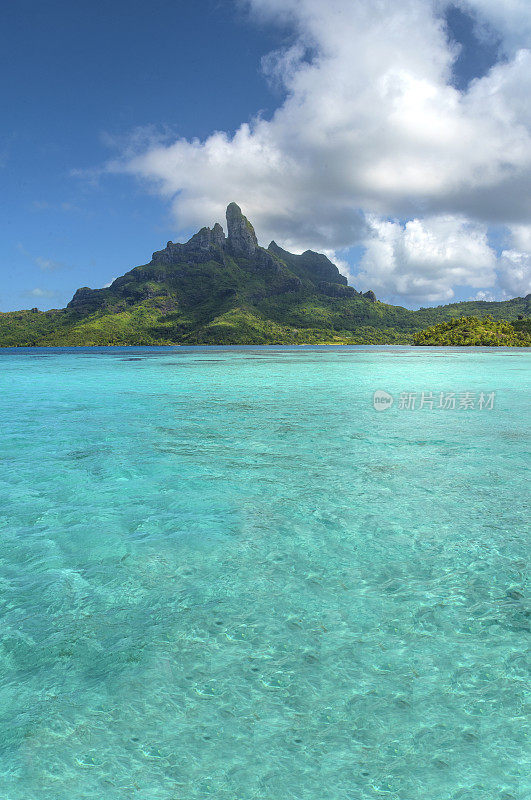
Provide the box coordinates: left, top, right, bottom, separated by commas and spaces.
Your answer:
1, 203, 529, 346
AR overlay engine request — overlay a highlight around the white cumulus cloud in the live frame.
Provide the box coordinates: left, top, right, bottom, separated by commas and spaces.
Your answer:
104, 0, 531, 305
497, 249, 531, 298
356, 215, 497, 305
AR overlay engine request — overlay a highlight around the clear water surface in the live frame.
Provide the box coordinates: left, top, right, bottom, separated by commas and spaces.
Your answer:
0, 346, 529, 800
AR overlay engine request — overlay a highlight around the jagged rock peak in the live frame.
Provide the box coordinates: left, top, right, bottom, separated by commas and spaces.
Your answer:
152, 221, 226, 264
187, 224, 226, 251
68, 287, 97, 308
226, 202, 258, 257
212, 222, 226, 246
268, 240, 349, 287
363, 290, 377, 302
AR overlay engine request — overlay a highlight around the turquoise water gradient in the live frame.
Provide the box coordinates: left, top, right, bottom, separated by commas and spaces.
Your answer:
0, 346, 529, 799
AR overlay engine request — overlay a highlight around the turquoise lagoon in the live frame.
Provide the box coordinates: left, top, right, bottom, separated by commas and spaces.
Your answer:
0, 346, 529, 799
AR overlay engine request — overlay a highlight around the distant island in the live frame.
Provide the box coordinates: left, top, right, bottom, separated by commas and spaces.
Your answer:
1, 203, 530, 346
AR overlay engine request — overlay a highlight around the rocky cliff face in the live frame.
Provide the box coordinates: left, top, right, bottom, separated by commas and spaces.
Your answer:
363, 290, 377, 302
67, 203, 373, 313
147, 202, 358, 293
152, 222, 226, 265
68, 286, 106, 310
151, 203, 261, 264
267, 241, 349, 287
226, 202, 258, 257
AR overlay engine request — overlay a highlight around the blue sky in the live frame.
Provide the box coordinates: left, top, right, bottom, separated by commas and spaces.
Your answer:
1, 0, 529, 311
0, 0, 284, 311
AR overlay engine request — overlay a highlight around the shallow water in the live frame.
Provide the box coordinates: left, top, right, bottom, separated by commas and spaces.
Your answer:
0, 346, 529, 799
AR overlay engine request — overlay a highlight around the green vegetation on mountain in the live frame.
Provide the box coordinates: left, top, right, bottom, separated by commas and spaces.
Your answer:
1, 203, 530, 346
414, 316, 531, 347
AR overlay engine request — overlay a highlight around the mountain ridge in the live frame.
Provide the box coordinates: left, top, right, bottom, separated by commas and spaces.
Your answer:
1, 203, 529, 346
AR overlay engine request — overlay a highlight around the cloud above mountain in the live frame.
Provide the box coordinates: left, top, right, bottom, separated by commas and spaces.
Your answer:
356, 215, 497, 304
107, 0, 530, 305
